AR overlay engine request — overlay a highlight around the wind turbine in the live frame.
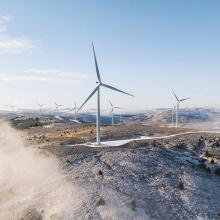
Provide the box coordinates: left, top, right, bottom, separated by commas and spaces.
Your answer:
72, 101, 78, 121
54, 102, 63, 113
119, 110, 124, 123
78, 43, 134, 145
171, 89, 189, 128
68, 101, 81, 123
38, 104, 44, 113
109, 100, 120, 125
10, 105, 16, 113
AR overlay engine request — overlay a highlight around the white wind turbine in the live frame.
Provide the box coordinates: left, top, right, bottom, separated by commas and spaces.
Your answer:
10, 104, 16, 113
54, 102, 63, 113
78, 43, 134, 145
72, 101, 78, 121
38, 104, 44, 113
69, 101, 81, 123
171, 89, 189, 128
109, 100, 120, 125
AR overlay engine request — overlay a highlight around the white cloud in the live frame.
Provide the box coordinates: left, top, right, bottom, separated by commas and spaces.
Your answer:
0, 15, 35, 54
0, 15, 11, 33
0, 25, 7, 33
26, 69, 91, 80
0, 36, 34, 53
0, 69, 91, 85
0, 15, 13, 23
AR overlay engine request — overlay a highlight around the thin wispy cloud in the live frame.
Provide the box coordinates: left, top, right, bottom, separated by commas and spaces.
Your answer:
0, 15, 13, 33
0, 15, 13, 23
26, 69, 91, 80
0, 15, 35, 54
0, 69, 92, 85
0, 25, 7, 33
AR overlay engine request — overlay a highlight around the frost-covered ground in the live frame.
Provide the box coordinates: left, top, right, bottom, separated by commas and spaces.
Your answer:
49, 133, 220, 220
4, 120, 220, 219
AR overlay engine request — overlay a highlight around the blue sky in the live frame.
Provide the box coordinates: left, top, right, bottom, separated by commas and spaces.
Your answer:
0, 0, 220, 111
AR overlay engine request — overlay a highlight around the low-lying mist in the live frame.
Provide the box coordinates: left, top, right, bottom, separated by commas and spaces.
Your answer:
0, 121, 83, 219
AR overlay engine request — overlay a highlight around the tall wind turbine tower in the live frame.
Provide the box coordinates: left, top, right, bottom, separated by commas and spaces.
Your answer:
171, 89, 189, 128
78, 43, 134, 145
171, 105, 176, 127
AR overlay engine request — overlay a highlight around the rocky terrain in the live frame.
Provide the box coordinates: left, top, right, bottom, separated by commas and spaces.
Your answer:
37, 131, 220, 220
2, 119, 220, 219
25, 123, 188, 145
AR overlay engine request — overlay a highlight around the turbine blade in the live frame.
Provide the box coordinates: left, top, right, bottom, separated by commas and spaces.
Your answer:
102, 83, 134, 97
109, 100, 113, 107
92, 42, 101, 83
171, 89, 179, 102
77, 85, 99, 112
180, 98, 189, 102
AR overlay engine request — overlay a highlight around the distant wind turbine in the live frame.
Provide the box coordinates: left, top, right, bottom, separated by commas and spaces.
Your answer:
109, 100, 120, 125
72, 101, 78, 121
171, 89, 189, 128
10, 105, 16, 113
68, 101, 81, 123
38, 104, 44, 113
54, 102, 63, 113
78, 43, 134, 145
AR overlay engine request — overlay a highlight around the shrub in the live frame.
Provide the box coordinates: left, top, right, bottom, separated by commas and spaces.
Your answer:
204, 150, 212, 157
210, 158, 215, 164
96, 197, 106, 207
177, 180, 184, 190
129, 200, 136, 211
66, 159, 71, 164
98, 170, 103, 176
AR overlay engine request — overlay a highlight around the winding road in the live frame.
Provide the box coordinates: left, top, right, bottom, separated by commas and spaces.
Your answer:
68, 130, 220, 147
